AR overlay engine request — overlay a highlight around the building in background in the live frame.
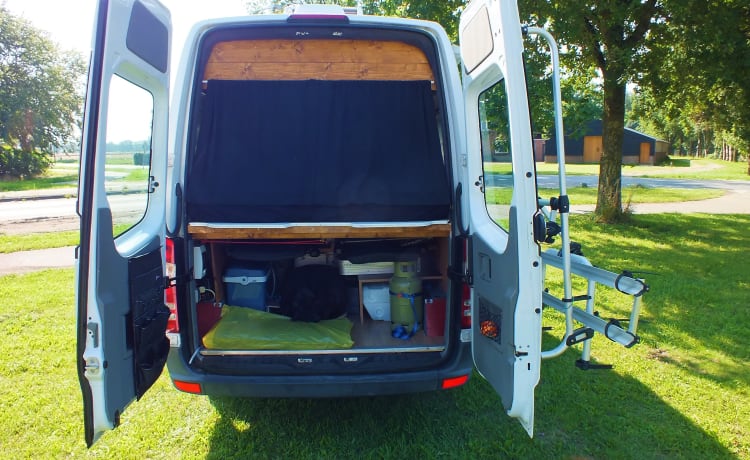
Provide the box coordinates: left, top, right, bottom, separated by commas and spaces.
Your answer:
545, 120, 668, 165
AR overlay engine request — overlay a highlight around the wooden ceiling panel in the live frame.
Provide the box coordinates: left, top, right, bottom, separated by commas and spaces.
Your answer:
203, 39, 435, 81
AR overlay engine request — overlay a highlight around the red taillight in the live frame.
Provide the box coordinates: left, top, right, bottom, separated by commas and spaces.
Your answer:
442, 374, 470, 390
165, 237, 178, 333
461, 283, 472, 329
173, 380, 202, 394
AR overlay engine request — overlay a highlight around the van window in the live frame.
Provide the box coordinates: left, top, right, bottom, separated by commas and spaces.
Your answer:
104, 75, 154, 237
478, 80, 512, 231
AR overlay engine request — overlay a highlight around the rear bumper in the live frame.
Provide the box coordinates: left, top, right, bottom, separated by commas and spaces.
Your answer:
166, 342, 472, 397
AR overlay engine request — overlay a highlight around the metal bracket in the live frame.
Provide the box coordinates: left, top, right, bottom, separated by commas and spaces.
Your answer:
87, 321, 99, 348
550, 195, 570, 213
148, 175, 160, 193
566, 327, 594, 346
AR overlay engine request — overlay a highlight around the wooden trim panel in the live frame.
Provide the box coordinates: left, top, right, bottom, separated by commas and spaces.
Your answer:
204, 39, 435, 81
188, 223, 451, 240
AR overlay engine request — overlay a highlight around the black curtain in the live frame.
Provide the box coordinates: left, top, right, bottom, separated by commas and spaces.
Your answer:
186, 79, 450, 223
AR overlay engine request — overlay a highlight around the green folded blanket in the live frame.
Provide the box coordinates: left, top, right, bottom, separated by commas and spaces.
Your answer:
203, 306, 354, 350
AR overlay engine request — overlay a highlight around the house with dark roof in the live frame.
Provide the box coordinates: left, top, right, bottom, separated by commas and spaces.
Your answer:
544, 120, 668, 165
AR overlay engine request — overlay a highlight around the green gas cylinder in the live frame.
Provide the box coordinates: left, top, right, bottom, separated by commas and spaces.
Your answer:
390, 260, 423, 333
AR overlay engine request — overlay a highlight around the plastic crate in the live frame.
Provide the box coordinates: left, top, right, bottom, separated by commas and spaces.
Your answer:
223, 265, 269, 310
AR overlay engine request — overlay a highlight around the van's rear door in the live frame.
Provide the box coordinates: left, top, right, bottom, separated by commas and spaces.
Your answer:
459, 0, 543, 436
76, 0, 171, 447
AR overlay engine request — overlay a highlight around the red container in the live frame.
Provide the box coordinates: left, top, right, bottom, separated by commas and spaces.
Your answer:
197, 301, 222, 337
424, 297, 446, 337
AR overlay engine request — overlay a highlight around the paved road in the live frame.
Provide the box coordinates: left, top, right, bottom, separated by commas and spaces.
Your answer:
0, 189, 146, 234
0, 246, 75, 276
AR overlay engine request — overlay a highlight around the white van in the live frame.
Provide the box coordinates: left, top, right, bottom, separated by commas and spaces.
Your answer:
76, 0, 647, 447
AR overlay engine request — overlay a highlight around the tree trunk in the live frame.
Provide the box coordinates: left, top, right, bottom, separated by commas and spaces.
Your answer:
595, 73, 627, 222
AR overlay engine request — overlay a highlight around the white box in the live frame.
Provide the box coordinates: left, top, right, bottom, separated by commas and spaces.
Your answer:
339, 260, 394, 276
362, 283, 391, 321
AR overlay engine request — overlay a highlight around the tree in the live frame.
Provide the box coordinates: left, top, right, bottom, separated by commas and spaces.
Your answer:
635, 0, 750, 169
0, 7, 86, 176
522, 1, 662, 222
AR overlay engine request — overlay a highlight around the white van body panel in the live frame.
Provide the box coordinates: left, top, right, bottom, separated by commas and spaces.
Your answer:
460, 0, 542, 436
80, 0, 544, 446
76, 0, 171, 447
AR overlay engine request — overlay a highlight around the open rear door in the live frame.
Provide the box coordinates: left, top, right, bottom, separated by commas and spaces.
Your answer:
459, 0, 543, 436
76, 0, 171, 447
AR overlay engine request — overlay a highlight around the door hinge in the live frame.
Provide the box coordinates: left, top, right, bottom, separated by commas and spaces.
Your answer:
163, 274, 187, 290
474, 175, 485, 193
447, 265, 473, 286
449, 235, 474, 285
148, 175, 160, 193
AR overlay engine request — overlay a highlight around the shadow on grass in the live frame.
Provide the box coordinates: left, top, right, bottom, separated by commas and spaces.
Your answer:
204, 361, 733, 459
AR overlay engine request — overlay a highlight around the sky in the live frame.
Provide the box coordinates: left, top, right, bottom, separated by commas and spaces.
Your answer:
3, 0, 250, 142
4, 0, 248, 56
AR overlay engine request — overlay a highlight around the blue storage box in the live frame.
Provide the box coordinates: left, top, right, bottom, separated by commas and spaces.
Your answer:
223, 265, 269, 310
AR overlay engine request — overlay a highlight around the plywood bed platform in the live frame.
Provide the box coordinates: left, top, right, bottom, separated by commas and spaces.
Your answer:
187, 221, 451, 240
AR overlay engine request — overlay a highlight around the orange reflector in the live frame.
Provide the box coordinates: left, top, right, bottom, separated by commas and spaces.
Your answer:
173, 380, 202, 394
441, 374, 469, 390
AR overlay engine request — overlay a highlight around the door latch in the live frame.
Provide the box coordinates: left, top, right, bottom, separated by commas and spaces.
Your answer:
84, 357, 101, 376
474, 175, 485, 193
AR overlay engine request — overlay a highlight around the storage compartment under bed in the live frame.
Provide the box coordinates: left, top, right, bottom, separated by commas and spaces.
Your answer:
190, 231, 451, 355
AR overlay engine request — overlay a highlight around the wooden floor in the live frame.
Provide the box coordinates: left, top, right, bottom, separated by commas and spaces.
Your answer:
199, 312, 446, 354
350, 317, 445, 350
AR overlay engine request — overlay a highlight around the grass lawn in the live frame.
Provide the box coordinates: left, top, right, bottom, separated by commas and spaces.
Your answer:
0, 213, 747, 458
0, 172, 78, 192
0, 224, 131, 253
0, 230, 80, 253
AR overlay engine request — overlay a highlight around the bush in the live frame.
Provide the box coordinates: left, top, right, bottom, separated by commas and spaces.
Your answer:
0, 142, 52, 178
133, 152, 150, 166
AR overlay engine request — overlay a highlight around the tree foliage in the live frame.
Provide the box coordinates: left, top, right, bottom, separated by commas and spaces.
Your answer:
0, 7, 85, 177
630, 0, 750, 167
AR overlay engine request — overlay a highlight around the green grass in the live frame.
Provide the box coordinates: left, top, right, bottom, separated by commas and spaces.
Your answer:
0, 173, 78, 192
0, 230, 80, 253
627, 158, 750, 181
123, 167, 150, 182
487, 185, 724, 205
0, 214, 748, 458
0, 224, 132, 253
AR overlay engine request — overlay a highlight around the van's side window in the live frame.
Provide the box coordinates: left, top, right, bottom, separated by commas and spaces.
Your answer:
104, 75, 154, 237
478, 80, 512, 231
